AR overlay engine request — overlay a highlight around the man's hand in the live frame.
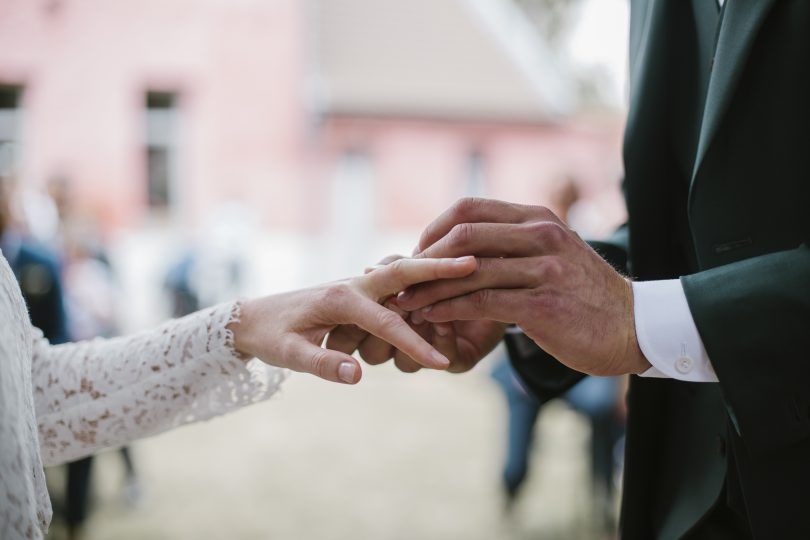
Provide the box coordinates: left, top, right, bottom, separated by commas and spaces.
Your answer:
396, 197, 651, 377
230, 256, 477, 384
327, 256, 506, 374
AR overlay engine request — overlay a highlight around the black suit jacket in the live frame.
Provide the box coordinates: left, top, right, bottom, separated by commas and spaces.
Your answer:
508, 1, 810, 538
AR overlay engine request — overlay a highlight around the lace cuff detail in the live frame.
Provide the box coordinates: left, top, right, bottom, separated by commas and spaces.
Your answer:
34, 301, 288, 466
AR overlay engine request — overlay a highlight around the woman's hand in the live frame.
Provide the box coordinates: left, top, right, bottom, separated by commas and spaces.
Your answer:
327, 256, 507, 374
228, 256, 477, 384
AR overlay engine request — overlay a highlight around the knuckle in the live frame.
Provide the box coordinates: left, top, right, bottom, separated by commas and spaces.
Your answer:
527, 204, 554, 221
530, 289, 561, 315
537, 255, 565, 281
530, 221, 568, 249
310, 348, 332, 379
378, 254, 404, 265
374, 308, 404, 331
388, 258, 406, 278
470, 289, 490, 314
449, 222, 474, 249
321, 282, 352, 308
453, 197, 478, 220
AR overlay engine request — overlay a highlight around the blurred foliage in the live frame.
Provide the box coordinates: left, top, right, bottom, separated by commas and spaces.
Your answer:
513, 0, 584, 46
515, 0, 627, 110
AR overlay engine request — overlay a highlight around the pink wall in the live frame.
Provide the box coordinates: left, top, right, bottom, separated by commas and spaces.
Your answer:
0, 0, 310, 230
314, 115, 625, 233
0, 0, 625, 237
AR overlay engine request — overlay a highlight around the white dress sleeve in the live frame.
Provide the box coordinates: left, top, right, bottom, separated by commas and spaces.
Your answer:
31, 301, 287, 466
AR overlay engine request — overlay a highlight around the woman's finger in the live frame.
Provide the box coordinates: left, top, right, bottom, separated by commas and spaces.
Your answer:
283, 337, 363, 384
397, 257, 542, 311
359, 256, 477, 301
339, 296, 450, 370
364, 254, 405, 274
419, 289, 523, 325
356, 299, 403, 364
391, 317, 434, 373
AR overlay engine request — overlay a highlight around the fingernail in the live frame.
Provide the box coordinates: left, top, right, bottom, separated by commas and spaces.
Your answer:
431, 350, 450, 368
397, 290, 412, 301
411, 311, 425, 324
434, 324, 450, 337
338, 362, 358, 383
422, 305, 432, 313
455, 256, 474, 263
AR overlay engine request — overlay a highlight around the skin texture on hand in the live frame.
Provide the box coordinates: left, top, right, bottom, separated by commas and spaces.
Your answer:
327, 256, 507, 375
229, 256, 478, 384
396, 197, 650, 377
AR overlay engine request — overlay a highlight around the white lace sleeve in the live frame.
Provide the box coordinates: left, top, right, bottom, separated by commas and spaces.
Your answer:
31, 301, 288, 466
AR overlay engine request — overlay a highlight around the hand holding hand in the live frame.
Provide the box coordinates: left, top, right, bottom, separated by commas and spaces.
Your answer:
327, 256, 506, 375
229, 256, 477, 384
397, 197, 650, 377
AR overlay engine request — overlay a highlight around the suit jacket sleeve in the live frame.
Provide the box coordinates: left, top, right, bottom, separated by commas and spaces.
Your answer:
682, 243, 810, 455
506, 225, 630, 401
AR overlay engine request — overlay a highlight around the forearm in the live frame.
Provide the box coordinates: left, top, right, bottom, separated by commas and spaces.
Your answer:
33, 301, 286, 465
32, 256, 476, 465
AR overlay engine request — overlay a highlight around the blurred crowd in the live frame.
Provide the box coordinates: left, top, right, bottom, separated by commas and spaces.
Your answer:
0, 173, 140, 540
489, 178, 627, 536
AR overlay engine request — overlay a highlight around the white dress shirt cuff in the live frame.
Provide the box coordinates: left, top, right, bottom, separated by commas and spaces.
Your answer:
632, 279, 718, 383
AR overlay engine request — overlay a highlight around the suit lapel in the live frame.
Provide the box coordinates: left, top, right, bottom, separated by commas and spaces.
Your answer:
691, 0, 778, 182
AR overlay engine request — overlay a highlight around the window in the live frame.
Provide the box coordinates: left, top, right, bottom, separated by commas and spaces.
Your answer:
464, 150, 487, 197
325, 149, 376, 277
0, 85, 23, 178
332, 149, 375, 233
144, 91, 177, 210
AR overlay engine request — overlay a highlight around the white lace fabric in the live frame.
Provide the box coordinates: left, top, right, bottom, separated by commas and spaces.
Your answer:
0, 252, 287, 540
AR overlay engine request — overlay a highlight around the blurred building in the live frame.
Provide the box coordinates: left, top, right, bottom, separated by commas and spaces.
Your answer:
0, 0, 624, 239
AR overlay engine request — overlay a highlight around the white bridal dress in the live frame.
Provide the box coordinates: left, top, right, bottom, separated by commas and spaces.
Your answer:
0, 250, 287, 539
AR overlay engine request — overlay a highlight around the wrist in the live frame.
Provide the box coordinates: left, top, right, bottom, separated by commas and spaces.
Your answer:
229, 298, 260, 360
624, 278, 652, 375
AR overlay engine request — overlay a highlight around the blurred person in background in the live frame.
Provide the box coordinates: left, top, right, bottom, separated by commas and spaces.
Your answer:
164, 251, 201, 318
164, 203, 252, 319
0, 177, 69, 347
490, 177, 625, 532
59, 217, 141, 540
11, 175, 144, 540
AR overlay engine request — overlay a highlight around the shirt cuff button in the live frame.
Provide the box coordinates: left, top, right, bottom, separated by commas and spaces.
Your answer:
675, 356, 693, 374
